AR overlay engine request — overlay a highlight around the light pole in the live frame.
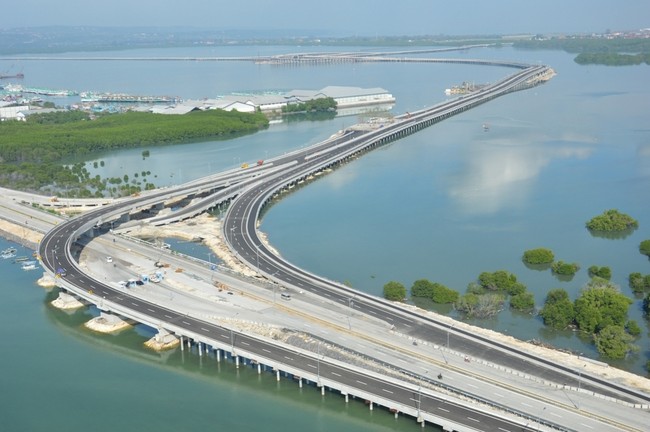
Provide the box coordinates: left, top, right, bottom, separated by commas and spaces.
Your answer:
417, 370, 428, 421
347, 297, 354, 330
317, 341, 322, 385
447, 322, 455, 349
537, 406, 546, 431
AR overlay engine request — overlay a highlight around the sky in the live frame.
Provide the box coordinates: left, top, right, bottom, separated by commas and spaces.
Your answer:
3, 0, 649, 36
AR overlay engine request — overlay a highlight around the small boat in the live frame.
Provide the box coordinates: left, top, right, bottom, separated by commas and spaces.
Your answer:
482, 123, 490, 131
1, 248, 17, 259
21, 261, 38, 271
14, 256, 29, 262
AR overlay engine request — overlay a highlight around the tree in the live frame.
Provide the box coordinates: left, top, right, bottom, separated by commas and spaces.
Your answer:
588, 265, 611, 280
574, 278, 632, 334
478, 270, 519, 292
625, 320, 641, 337
640, 239, 650, 257
510, 292, 535, 311
431, 282, 459, 304
411, 279, 435, 298
552, 260, 580, 276
522, 248, 554, 264
539, 288, 575, 329
628, 272, 650, 294
585, 209, 638, 232
383, 281, 406, 301
594, 325, 637, 359
455, 293, 505, 318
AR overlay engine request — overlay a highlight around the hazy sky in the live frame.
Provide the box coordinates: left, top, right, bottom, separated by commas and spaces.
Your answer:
4, 0, 649, 36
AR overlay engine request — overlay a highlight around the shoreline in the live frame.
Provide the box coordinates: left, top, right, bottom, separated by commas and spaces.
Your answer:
2, 201, 649, 393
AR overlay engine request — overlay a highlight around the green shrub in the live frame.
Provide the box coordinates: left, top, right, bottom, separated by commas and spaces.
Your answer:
586, 209, 638, 232
522, 248, 554, 264
588, 265, 611, 280
552, 261, 580, 276
640, 239, 650, 257
510, 292, 535, 311
383, 281, 406, 301
539, 288, 575, 329
431, 283, 459, 304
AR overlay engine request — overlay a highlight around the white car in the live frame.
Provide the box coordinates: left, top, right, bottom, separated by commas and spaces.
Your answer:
106, 256, 113, 263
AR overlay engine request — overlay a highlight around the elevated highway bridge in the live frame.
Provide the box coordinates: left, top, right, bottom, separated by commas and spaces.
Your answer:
35, 54, 649, 431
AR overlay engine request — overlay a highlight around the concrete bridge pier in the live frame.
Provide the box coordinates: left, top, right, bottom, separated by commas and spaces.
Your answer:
368, 401, 373, 411
343, 393, 349, 403
198, 341, 203, 356
179, 335, 184, 351
321, 385, 325, 396
276, 370, 280, 381
298, 378, 302, 388
215, 348, 221, 362
235, 355, 240, 368
257, 363, 261, 374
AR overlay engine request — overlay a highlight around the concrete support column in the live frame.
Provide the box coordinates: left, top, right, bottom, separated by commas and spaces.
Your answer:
180, 336, 184, 351
276, 370, 280, 381
198, 342, 203, 356
345, 394, 349, 403
298, 378, 302, 388
321, 386, 325, 396
369, 402, 373, 411
257, 363, 261, 374
235, 355, 240, 369
216, 349, 220, 362
187, 337, 191, 349
394, 412, 398, 419
421, 420, 425, 428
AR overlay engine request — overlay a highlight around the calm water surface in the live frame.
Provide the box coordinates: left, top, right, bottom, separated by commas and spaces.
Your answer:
1, 45, 649, 430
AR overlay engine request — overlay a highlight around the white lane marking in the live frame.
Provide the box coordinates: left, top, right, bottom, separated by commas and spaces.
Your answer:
494, 392, 504, 398
549, 412, 562, 418
438, 407, 450, 413
580, 424, 594, 430
130, 302, 139, 306
467, 417, 480, 423
521, 402, 532, 408
262, 348, 271, 353
307, 364, 316, 369
368, 310, 377, 315
164, 314, 173, 319
403, 323, 412, 328
200, 327, 210, 332
219, 334, 229, 339
147, 308, 156, 313
356, 380, 367, 386
331, 372, 341, 377
467, 383, 478, 389
498, 428, 511, 432
382, 389, 393, 394
182, 320, 191, 326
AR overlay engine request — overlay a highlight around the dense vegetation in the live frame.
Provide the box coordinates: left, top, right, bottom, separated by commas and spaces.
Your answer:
539, 289, 575, 329
540, 279, 637, 359
551, 260, 580, 276
383, 281, 406, 302
640, 240, 650, 257
629, 273, 650, 294
455, 270, 533, 317
282, 97, 337, 114
0, 110, 268, 194
514, 37, 650, 66
522, 248, 554, 265
585, 209, 638, 232
0, 110, 268, 164
410, 279, 459, 304
588, 265, 612, 280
